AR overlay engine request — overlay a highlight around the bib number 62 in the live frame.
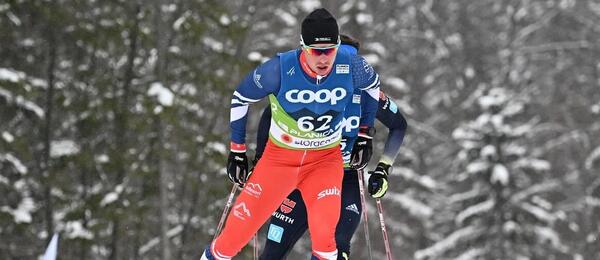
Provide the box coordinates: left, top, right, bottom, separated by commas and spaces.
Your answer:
298, 115, 333, 132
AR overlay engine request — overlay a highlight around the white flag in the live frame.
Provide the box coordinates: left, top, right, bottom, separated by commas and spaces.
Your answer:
42, 233, 59, 260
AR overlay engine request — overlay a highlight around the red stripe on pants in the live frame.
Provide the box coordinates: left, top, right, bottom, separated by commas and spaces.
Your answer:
212, 140, 343, 258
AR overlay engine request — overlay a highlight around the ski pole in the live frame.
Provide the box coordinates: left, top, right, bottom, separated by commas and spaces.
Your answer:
376, 198, 393, 260
214, 184, 239, 240
253, 234, 258, 260
357, 169, 373, 260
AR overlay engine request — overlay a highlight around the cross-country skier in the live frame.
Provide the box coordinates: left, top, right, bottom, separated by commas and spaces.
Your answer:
257, 36, 408, 260
201, 8, 381, 260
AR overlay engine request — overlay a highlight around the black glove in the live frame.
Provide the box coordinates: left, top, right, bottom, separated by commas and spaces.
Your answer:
227, 151, 249, 186
368, 162, 391, 198
350, 127, 375, 170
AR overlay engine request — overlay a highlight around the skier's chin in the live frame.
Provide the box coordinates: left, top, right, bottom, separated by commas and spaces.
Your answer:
315, 66, 330, 75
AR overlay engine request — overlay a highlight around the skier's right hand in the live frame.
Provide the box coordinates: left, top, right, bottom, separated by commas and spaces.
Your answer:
227, 143, 249, 186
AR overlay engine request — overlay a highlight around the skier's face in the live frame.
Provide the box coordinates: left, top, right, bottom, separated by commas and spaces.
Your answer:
302, 43, 339, 76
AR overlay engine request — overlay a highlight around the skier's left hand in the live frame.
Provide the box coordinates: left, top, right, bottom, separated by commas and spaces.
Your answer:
350, 127, 374, 170
368, 162, 391, 198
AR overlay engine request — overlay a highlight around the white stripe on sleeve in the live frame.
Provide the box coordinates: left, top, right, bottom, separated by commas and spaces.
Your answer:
363, 73, 380, 90
366, 86, 380, 100
231, 99, 248, 106
230, 105, 249, 122
233, 91, 261, 103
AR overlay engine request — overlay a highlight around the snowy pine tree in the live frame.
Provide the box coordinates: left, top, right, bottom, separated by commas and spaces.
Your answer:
416, 87, 570, 259
0, 67, 48, 257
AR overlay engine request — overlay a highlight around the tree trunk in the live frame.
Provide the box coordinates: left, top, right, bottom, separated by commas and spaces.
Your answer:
109, 4, 141, 260
157, 116, 171, 260
42, 19, 57, 245
154, 0, 173, 258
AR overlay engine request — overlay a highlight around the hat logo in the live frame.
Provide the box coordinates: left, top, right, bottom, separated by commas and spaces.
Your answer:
315, 37, 332, 42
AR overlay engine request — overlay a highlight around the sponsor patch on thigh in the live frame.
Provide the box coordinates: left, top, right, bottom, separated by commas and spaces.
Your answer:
267, 224, 284, 243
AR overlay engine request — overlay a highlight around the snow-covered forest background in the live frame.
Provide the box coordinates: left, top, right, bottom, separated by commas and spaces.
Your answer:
2, 0, 600, 259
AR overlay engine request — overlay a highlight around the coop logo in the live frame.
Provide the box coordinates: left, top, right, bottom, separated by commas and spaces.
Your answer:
244, 183, 263, 198
233, 202, 251, 220
285, 88, 346, 105
340, 116, 359, 133
317, 186, 341, 200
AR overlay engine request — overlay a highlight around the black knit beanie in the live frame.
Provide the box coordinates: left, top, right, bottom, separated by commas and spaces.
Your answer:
301, 8, 339, 46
